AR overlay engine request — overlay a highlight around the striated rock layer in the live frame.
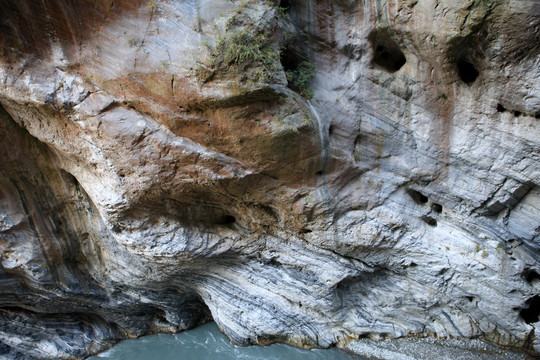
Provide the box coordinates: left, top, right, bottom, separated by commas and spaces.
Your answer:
0, 0, 539, 358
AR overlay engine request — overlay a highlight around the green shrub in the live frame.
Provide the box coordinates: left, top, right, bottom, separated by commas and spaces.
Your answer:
286, 61, 316, 99
276, 6, 290, 21
208, 29, 279, 82
222, 30, 266, 65
201, 0, 282, 84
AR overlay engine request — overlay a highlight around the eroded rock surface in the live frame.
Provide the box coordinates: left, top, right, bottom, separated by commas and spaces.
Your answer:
0, 0, 539, 358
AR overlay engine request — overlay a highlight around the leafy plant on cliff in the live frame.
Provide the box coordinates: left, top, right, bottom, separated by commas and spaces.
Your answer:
286, 61, 316, 99
198, 0, 283, 84
207, 29, 279, 83
276, 6, 290, 21
225, 0, 254, 29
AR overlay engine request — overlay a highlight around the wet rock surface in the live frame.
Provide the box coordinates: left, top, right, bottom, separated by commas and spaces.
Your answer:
0, 0, 538, 359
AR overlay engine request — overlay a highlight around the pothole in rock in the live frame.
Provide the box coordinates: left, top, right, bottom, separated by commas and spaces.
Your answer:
407, 189, 428, 205
523, 269, 540, 284
368, 30, 406, 73
520, 295, 540, 324
456, 57, 479, 84
431, 203, 443, 213
421, 215, 437, 227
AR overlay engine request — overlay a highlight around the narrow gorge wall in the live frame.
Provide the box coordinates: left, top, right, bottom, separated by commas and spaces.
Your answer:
0, 0, 539, 358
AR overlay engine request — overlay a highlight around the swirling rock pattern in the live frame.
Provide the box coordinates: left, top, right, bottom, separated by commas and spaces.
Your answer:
0, 0, 539, 358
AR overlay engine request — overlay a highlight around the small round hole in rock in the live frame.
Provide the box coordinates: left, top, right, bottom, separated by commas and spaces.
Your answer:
407, 189, 428, 204
513, 110, 522, 117
457, 58, 479, 84
422, 215, 437, 227
496, 104, 506, 112
520, 295, 540, 324
523, 269, 540, 283
432, 203, 443, 213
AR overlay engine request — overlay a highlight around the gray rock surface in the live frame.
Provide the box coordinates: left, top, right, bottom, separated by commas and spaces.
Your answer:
0, 0, 538, 359
345, 336, 535, 360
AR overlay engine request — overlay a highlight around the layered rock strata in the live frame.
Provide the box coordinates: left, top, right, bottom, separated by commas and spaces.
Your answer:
0, 0, 539, 358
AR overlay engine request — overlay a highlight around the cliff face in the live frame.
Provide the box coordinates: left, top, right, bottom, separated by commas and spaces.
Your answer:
0, 0, 539, 358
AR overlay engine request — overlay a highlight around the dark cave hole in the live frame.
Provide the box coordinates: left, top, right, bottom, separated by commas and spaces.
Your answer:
279, 0, 291, 8
523, 269, 540, 283
0, 342, 11, 355
373, 43, 406, 72
535, 112, 540, 119
496, 104, 506, 113
466, 296, 474, 302
431, 203, 443, 213
456, 58, 479, 84
223, 215, 236, 224
328, 124, 334, 135
407, 189, 428, 205
421, 215, 437, 227
217, 215, 236, 225
315, 170, 324, 176
268, 257, 281, 266
280, 46, 302, 93
280, 46, 299, 73
513, 110, 522, 117
368, 30, 406, 73
520, 295, 540, 324
299, 228, 313, 234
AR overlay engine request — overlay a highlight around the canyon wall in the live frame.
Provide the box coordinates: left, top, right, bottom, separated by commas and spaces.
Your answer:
0, 0, 539, 358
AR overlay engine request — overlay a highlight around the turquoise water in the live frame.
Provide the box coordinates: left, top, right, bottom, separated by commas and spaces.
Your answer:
89, 322, 363, 360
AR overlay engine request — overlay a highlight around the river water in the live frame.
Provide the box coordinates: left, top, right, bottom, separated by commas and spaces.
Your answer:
89, 322, 364, 360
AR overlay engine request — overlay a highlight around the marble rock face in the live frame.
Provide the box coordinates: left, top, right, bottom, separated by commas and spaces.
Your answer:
0, 0, 539, 358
